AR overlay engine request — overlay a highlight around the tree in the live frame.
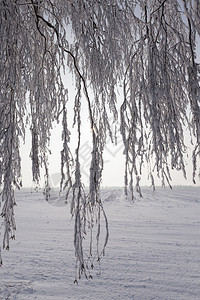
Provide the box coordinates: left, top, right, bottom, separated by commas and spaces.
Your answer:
0, 0, 199, 280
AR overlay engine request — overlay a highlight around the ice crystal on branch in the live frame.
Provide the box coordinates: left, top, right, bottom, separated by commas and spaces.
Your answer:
0, 0, 200, 278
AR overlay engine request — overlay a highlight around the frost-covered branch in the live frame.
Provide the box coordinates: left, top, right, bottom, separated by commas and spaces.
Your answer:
1, 0, 200, 277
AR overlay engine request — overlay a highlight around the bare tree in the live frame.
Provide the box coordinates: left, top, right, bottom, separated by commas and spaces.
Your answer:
0, 0, 200, 280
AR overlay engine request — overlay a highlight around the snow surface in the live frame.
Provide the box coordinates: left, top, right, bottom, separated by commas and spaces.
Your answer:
0, 186, 200, 299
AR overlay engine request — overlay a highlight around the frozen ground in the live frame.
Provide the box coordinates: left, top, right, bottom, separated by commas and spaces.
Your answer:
0, 186, 200, 299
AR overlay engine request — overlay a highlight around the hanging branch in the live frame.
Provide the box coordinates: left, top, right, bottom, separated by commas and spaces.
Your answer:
31, 4, 109, 278
1, 0, 200, 278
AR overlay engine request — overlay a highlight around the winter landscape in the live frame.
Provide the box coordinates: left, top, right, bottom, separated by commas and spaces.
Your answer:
1, 1, 200, 299
0, 186, 200, 300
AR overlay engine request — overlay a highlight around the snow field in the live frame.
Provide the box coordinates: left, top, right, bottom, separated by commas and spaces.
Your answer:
0, 187, 200, 299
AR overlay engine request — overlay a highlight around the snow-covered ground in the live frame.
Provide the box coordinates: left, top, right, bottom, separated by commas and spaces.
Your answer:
0, 186, 200, 299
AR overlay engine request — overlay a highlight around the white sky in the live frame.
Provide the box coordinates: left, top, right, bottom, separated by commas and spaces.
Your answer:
20, 26, 200, 189
20, 127, 200, 189
20, 84, 200, 189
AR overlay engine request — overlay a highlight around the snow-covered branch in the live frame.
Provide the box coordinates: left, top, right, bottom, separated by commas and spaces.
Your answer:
0, 0, 200, 278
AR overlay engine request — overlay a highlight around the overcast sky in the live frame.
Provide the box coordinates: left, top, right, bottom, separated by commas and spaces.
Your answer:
20, 34, 200, 189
